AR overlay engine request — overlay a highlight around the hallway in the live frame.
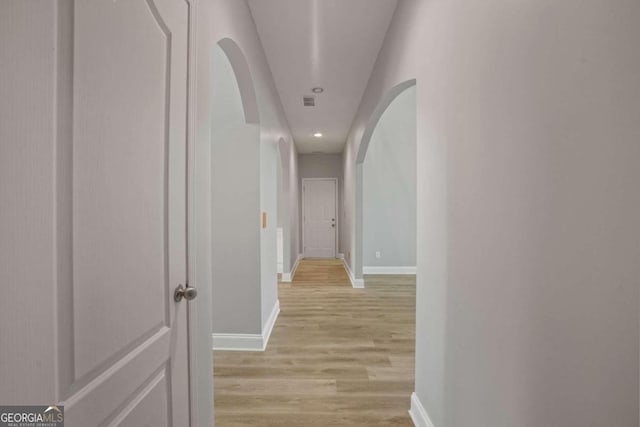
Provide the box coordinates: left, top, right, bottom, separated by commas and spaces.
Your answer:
2, 1, 639, 425
213, 259, 416, 426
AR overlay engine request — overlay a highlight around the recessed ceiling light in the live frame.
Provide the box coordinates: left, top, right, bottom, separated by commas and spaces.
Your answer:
313, 132, 323, 138
312, 87, 324, 94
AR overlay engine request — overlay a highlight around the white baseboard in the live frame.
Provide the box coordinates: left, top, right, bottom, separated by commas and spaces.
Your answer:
342, 259, 364, 288
363, 266, 417, 275
281, 254, 303, 282
212, 333, 263, 351
409, 392, 434, 427
277, 262, 283, 274
336, 253, 345, 259
212, 300, 280, 351
261, 299, 280, 348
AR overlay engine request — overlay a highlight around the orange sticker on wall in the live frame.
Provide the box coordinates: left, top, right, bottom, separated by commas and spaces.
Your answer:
262, 212, 267, 228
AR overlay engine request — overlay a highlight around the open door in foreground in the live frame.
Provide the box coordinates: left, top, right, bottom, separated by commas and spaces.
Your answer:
0, 1, 194, 425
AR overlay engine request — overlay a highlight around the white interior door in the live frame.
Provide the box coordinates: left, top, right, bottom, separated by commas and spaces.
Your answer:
303, 179, 337, 258
0, 1, 192, 426
65, 1, 192, 425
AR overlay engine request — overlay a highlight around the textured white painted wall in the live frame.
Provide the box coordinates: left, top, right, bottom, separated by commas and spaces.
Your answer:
210, 44, 262, 335
260, 135, 279, 329
343, 0, 640, 425
362, 86, 416, 268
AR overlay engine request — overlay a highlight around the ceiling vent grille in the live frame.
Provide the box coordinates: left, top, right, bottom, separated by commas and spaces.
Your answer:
303, 96, 315, 107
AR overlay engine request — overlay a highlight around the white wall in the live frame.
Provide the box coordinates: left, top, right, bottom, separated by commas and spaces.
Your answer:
276, 138, 295, 273
343, 0, 640, 425
260, 134, 279, 329
210, 44, 262, 335
362, 86, 416, 268
209, 38, 280, 335
299, 153, 343, 254
276, 150, 285, 273
195, 0, 297, 329
287, 141, 301, 269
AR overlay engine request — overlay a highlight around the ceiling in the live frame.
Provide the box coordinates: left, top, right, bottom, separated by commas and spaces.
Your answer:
248, 0, 398, 154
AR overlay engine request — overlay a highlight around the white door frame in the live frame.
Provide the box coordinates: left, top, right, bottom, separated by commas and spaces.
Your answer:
184, 2, 215, 426
302, 177, 339, 258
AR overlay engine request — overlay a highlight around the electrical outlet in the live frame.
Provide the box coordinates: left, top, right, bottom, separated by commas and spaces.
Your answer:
375, 251, 381, 259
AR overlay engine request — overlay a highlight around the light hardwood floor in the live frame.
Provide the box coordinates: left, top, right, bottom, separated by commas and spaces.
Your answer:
213, 259, 416, 426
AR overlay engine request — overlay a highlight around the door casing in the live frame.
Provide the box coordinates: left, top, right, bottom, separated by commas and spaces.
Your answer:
302, 177, 339, 258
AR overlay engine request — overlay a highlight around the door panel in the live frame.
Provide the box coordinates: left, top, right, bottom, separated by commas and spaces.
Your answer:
114, 371, 169, 427
73, 0, 168, 377
60, 1, 190, 425
303, 179, 337, 258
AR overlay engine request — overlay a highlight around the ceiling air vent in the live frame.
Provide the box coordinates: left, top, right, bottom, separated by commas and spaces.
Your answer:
303, 96, 315, 107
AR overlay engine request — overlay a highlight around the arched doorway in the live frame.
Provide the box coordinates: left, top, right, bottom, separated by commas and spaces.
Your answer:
354, 79, 417, 282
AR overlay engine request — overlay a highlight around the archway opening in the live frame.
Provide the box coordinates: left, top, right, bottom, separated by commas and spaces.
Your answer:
276, 138, 291, 277
354, 80, 417, 281
209, 39, 263, 347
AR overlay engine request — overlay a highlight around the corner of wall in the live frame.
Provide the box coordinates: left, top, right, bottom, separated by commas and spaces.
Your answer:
342, 258, 364, 288
213, 299, 280, 351
409, 392, 435, 427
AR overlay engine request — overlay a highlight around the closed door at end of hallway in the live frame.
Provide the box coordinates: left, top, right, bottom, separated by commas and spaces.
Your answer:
303, 179, 337, 258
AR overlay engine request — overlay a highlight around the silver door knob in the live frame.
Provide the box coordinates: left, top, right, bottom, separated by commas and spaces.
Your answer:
174, 284, 197, 302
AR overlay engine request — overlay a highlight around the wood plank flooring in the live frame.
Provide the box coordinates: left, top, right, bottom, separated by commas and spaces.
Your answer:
213, 259, 416, 426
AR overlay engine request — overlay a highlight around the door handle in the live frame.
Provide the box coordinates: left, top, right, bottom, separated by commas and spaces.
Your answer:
174, 284, 197, 302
